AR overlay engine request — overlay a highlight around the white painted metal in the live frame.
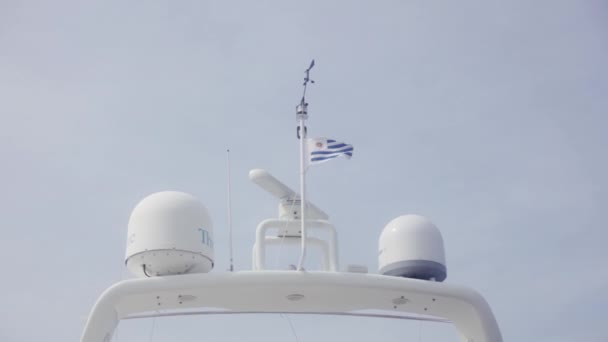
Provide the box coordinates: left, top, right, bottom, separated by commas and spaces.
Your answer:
80, 271, 503, 342
124, 310, 450, 323
297, 109, 308, 270
379, 215, 446, 280
254, 218, 338, 271
249, 168, 296, 199
125, 191, 214, 277
249, 169, 329, 221
252, 236, 331, 270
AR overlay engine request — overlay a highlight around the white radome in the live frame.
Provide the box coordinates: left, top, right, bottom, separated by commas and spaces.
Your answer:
378, 214, 447, 281
125, 191, 214, 277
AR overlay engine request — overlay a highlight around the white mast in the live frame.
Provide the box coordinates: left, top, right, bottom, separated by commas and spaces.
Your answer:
296, 104, 307, 271
296, 60, 315, 271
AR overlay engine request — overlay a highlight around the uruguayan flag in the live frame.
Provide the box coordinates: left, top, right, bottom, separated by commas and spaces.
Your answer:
306, 137, 354, 165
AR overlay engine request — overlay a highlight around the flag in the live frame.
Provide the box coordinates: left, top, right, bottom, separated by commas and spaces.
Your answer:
306, 137, 354, 165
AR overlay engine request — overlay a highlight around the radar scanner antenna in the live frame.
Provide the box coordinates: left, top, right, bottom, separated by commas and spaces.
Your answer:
296, 59, 315, 271
248, 169, 328, 220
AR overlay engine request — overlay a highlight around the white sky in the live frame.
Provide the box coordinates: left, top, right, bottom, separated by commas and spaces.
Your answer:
1, 1, 607, 341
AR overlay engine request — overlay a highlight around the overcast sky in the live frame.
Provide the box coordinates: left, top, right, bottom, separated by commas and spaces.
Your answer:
1, 1, 607, 341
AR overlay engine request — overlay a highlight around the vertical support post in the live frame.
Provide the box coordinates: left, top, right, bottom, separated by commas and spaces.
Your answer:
296, 108, 307, 271
296, 59, 314, 271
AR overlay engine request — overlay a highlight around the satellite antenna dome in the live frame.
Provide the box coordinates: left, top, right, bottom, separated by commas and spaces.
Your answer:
378, 215, 446, 281
125, 191, 214, 277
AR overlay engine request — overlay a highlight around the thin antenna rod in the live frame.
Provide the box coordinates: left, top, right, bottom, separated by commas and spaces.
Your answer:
227, 149, 234, 272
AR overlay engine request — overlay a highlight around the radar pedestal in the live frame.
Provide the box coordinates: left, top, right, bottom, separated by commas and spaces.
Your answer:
249, 169, 338, 271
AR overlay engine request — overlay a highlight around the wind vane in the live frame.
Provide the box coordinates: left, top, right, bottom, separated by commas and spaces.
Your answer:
301, 59, 315, 106
297, 59, 315, 139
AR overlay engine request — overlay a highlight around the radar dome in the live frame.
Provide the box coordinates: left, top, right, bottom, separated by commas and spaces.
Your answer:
125, 191, 214, 277
378, 215, 446, 281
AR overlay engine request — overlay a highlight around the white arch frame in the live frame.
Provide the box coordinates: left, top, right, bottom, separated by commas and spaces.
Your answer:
253, 218, 338, 271
253, 236, 331, 270
80, 271, 502, 342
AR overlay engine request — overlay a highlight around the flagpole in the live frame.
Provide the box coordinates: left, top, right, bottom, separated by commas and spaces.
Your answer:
296, 59, 314, 271
296, 108, 307, 271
